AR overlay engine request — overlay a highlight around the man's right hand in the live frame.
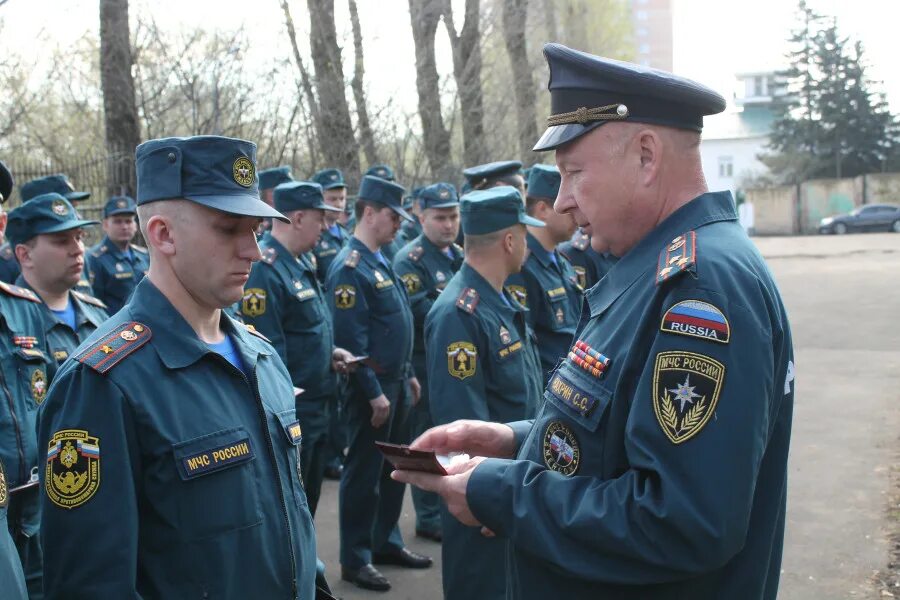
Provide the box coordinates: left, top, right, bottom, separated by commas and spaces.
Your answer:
368, 394, 391, 428
409, 420, 516, 459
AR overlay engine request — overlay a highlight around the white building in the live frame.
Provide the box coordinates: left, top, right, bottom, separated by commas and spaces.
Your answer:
700, 72, 777, 197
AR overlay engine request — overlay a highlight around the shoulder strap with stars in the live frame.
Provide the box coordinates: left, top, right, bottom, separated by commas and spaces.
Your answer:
572, 232, 590, 251
656, 231, 697, 285
75, 322, 151, 374
408, 245, 424, 262
243, 323, 271, 343
344, 249, 360, 268
0, 280, 41, 303
261, 247, 278, 265
455, 287, 479, 314
452, 243, 464, 256
72, 289, 108, 309
131, 244, 148, 254
90, 244, 108, 258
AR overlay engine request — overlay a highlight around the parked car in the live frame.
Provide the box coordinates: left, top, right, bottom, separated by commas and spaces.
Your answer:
819, 204, 900, 234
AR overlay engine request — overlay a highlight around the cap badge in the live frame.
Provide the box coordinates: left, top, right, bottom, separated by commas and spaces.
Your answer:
233, 157, 255, 188
51, 199, 69, 216
116, 199, 127, 208
439, 189, 450, 199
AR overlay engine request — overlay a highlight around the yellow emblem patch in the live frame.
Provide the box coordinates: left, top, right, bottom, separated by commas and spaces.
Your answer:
242, 288, 266, 316
334, 285, 356, 309
31, 368, 47, 404
400, 273, 422, 294
652, 351, 725, 444
0, 459, 8, 508
232, 157, 255, 187
447, 341, 477, 380
46, 429, 101, 509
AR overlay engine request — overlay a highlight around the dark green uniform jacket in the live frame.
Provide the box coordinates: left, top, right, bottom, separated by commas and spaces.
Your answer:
313, 223, 348, 284
558, 229, 617, 289
86, 237, 150, 315
467, 192, 795, 599
37, 279, 318, 599
0, 459, 28, 600
505, 233, 582, 381
0, 242, 20, 284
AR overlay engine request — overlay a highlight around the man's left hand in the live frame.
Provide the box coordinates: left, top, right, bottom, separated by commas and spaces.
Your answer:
331, 347, 357, 374
391, 456, 485, 527
408, 376, 422, 406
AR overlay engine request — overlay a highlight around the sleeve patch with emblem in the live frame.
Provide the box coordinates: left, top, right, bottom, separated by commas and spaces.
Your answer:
400, 273, 422, 294
45, 429, 101, 509
334, 284, 357, 309
242, 288, 267, 316
652, 351, 724, 444
447, 341, 477, 380
661, 300, 730, 344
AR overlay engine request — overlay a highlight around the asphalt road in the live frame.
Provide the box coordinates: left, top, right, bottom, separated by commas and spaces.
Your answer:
312, 233, 900, 600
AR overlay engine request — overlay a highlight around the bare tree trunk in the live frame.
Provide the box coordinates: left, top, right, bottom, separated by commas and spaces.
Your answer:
348, 0, 378, 166
443, 0, 486, 166
409, 0, 452, 179
542, 0, 558, 41
100, 0, 140, 196
502, 0, 539, 164
307, 0, 360, 182
280, 0, 323, 157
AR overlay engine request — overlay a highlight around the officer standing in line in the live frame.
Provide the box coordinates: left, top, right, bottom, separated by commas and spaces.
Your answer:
558, 227, 617, 289
462, 160, 524, 195
4, 174, 94, 293
257, 166, 294, 237
0, 159, 47, 599
37, 135, 319, 598
6, 194, 108, 369
423, 187, 544, 600
327, 175, 432, 592
310, 168, 349, 284
504, 164, 582, 383
239, 180, 355, 515
392, 182, 464, 542
86, 195, 150, 315
395, 44, 795, 600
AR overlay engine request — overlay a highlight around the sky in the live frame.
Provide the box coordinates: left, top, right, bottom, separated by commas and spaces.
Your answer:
0, 0, 897, 115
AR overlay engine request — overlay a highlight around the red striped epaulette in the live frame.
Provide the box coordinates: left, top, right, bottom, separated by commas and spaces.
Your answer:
344, 250, 360, 268
72, 289, 108, 309
408, 246, 424, 262
0, 281, 41, 303
456, 287, 479, 314
75, 322, 151, 374
656, 231, 697, 285
243, 323, 271, 343
261, 247, 277, 265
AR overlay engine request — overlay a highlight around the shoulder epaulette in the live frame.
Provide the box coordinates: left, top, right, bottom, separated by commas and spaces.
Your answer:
90, 244, 108, 259
656, 231, 697, 285
75, 321, 151, 374
243, 323, 271, 343
261, 247, 277, 265
72, 289, 108, 309
131, 244, 148, 254
0, 243, 13, 260
452, 243, 464, 255
408, 245, 424, 262
456, 287, 479, 314
572, 232, 590, 251
0, 281, 41, 303
344, 250, 360, 268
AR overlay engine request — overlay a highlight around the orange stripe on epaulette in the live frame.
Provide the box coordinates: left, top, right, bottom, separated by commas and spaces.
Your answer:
243, 323, 271, 343
656, 231, 697, 285
0, 281, 41, 303
344, 250, 360, 268
75, 322, 151, 374
455, 287, 479, 314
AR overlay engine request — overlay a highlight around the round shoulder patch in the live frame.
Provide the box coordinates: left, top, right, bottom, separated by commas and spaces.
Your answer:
543, 421, 580, 476
233, 157, 255, 188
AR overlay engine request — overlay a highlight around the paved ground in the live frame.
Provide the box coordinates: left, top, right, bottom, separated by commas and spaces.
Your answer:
312, 233, 900, 599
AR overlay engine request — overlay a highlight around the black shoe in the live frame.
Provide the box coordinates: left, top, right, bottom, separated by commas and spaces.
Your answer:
372, 547, 433, 569
324, 464, 343, 480
415, 528, 442, 543
341, 564, 391, 592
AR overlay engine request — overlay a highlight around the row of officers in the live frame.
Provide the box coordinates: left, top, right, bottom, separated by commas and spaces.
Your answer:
0, 140, 613, 598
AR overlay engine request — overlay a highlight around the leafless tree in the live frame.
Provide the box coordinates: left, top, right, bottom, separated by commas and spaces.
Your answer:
501, 0, 539, 165
348, 0, 378, 167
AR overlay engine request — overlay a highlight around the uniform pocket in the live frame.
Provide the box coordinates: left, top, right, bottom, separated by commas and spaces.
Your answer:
168, 427, 262, 541
543, 365, 612, 432
15, 348, 50, 408
274, 409, 309, 509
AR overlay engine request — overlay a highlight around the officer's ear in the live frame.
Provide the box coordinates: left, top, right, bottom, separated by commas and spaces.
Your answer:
143, 209, 178, 257
636, 127, 662, 186
13, 241, 33, 268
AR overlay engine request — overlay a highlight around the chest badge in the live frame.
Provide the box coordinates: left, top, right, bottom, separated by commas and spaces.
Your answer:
555, 306, 565, 324
568, 340, 610, 379
115, 262, 124, 272
435, 271, 446, 283
543, 421, 580, 476
652, 351, 725, 444
447, 341, 477, 380
499, 325, 511, 345
294, 280, 303, 290
46, 429, 101, 509
31, 369, 47, 404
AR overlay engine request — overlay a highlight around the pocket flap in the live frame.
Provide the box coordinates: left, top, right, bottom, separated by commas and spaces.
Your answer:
172, 427, 255, 481
275, 409, 303, 446
544, 367, 612, 432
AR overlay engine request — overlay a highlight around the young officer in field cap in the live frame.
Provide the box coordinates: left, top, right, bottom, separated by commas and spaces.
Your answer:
395, 44, 795, 600
256, 166, 293, 236
310, 168, 350, 283
423, 186, 544, 600
38, 135, 320, 599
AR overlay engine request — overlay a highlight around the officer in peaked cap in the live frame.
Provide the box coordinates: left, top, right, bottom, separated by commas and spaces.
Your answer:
0, 159, 20, 284
310, 168, 350, 284
86, 196, 150, 315
504, 163, 582, 384
462, 160, 524, 195
37, 136, 320, 599
0, 159, 45, 599
326, 174, 432, 591
394, 44, 795, 600
422, 186, 543, 600
6, 194, 109, 370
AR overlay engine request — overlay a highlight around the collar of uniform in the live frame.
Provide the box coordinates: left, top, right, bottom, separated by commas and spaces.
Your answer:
585, 191, 737, 318
128, 278, 271, 370
14, 275, 104, 329
326, 222, 345, 242
348, 236, 385, 270
100, 236, 131, 261
459, 262, 525, 316
525, 232, 555, 268
417, 232, 454, 261
260, 232, 315, 276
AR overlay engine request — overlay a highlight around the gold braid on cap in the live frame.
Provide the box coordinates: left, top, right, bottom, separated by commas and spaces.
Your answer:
547, 104, 629, 127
